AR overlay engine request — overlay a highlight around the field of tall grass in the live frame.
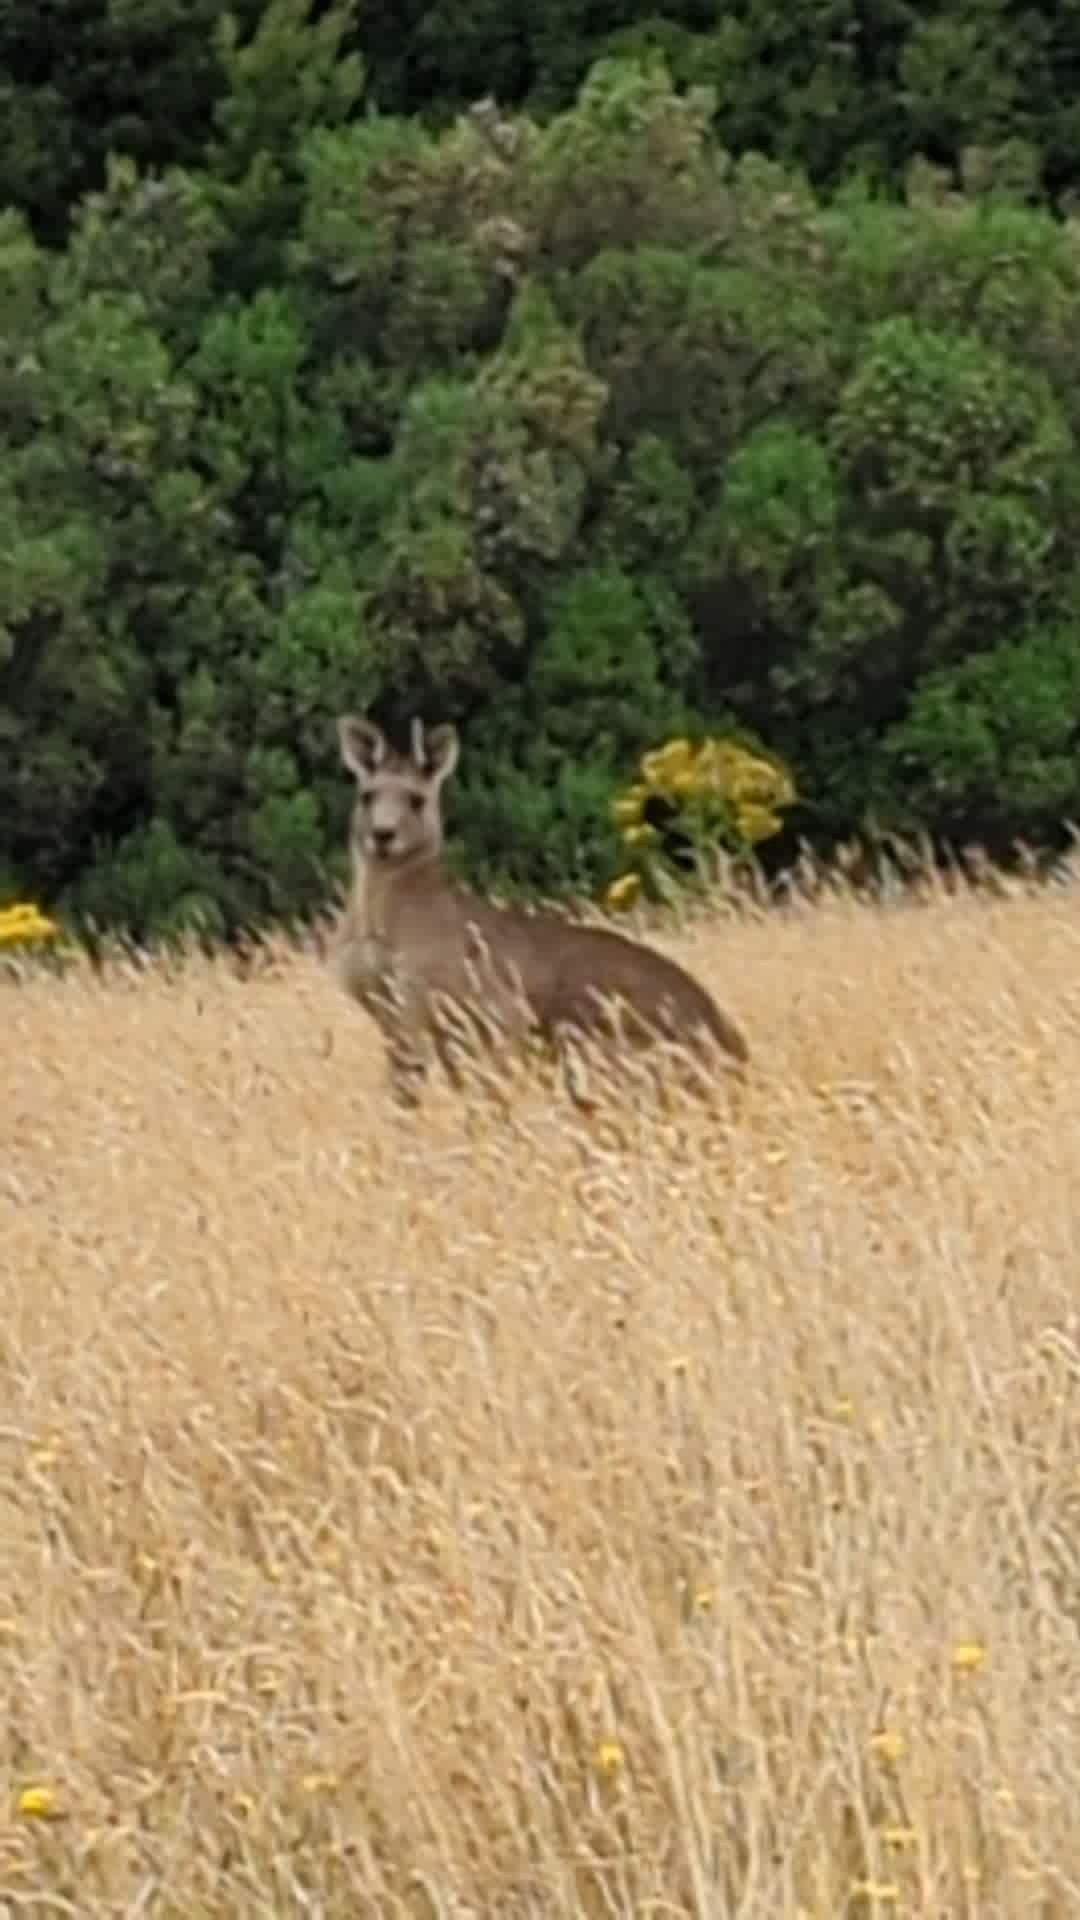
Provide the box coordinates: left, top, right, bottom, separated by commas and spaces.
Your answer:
4, 881, 1080, 1916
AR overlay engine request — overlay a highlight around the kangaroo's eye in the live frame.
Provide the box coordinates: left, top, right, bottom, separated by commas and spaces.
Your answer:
358, 791, 373, 809
409, 793, 424, 813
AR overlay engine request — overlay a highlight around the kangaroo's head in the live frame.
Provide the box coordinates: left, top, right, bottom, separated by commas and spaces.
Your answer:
338, 715, 460, 869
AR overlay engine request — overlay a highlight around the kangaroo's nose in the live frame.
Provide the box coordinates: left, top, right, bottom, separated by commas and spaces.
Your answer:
372, 827, 396, 857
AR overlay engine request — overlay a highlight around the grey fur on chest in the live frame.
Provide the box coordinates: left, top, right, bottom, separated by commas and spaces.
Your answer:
335, 926, 402, 1013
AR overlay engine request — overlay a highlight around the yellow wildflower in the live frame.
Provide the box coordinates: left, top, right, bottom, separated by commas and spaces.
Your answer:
735, 800, 785, 845
730, 759, 794, 808
0, 903, 59, 946
669, 764, 704, 795
611, 788, 647, 828
607, 732, 795, 905
689, 739, 720, 779
641, 738, 693, 785
951, 1640, 987, 1671
605, 872, 641, 910
869, 1730, 906, 1764
17, 1785, 62, 1820
593, 1739, 624, 1781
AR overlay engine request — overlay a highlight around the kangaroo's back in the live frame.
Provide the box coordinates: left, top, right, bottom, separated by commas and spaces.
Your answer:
541, 917, 750, 1064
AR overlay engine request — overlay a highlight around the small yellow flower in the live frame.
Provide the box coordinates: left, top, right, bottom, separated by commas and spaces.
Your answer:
593, 1738, 624, 1781
735, 801, 785, 845
0, 902, 60, 947
869, 1730, 906, 1764
881, 1825, 918, 1850
605, 872, 641, 910
17, 1785, 62, 1820
300, 1772, 339, 1795
641, 739, 693, 784
849, 1882, 900, 1904
690, 1584, 716, 1614
951, 1640, 987, 1671
669, 765, 703, 794
611, 788, 647, 828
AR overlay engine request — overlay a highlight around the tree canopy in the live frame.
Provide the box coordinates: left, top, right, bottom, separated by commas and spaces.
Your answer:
4, 5, 1080, 935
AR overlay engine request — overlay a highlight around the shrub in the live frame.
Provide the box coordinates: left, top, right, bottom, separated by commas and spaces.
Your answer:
606, 734, 796, 909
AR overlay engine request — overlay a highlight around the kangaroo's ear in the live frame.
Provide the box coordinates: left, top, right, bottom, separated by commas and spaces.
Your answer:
338, 715, 386, 778
419, 722, 460, 785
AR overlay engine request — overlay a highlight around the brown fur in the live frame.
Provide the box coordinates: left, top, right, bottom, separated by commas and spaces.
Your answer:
331, 715, 750, 1111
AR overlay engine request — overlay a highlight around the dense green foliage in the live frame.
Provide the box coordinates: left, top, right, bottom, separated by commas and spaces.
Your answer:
4, 3, 1080, 936
7, 0, 1080, 239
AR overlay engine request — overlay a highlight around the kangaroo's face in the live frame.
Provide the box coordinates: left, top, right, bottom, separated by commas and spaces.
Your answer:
338, 715, 460, 867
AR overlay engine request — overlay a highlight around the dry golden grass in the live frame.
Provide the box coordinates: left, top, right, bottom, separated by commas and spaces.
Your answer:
4, 887, 1080, 1915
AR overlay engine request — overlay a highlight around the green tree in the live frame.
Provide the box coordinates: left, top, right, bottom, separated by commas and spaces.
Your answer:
7, 49, 1080, 935
883, 621, 1080, 848
0, 0, 263, 244
207, 0, 366, 291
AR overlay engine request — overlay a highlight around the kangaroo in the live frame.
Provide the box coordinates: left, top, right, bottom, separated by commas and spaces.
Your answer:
331, 714, 750, 1111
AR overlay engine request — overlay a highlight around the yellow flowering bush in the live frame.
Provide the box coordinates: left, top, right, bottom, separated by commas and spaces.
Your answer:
606, 734, 796, 909
0, 901, 61, 948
